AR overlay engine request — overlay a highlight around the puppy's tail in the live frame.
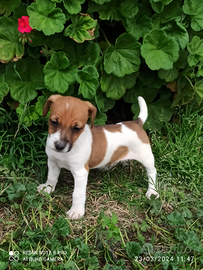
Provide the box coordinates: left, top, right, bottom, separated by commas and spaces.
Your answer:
137, 96, 148, 125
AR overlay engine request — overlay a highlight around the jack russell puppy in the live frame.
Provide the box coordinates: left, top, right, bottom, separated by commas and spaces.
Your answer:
37, 95, 159, 219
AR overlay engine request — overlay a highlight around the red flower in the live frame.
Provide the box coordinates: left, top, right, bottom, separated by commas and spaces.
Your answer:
18, 16, 33, 33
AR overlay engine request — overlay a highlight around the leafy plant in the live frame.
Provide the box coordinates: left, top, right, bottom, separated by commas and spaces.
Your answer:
98, 211, 120, 240
0, 0, 203, 130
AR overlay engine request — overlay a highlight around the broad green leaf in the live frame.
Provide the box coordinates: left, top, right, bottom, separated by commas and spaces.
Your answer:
5, 58, 44, 104
0, 262, 7, 270
175, 228, 187, 241
118, 0, 139, 20
158, 66, 179, 82
16, 104, 39, 127
172, 76, 194, 106
197, 63, 203, 77
64, 14, 97, 43
52, 216, 70, 237
64, 261, 78, 270
159, 0, 182, 23
91, 0, 111, 4
150, 0, 173, 13
95, 93, 115, 112
76, 65, 99, 99
163, 21, 189, 50
92, 0, 111, 5
194, 80, 203, 104
184, 231, 202, 252
35, 95, 46, 116
44, 51, 77, 93
27, 0, 66, 36
125, 15, 153, 40
63, 0, 85, 14
183, 0, 203, 31
187, 36, 203, 66
13, 2, 28, 19
0, 74, 9, 103
88, 0, 138, 21
104, 33, 141, 77
0, 0, 21, 16
175, 49, 188, 69
141, 29, 179, 70
94, 112, 107, 125
63, 39, 100, 67
111, 213, 118, 225
101, 72, 138, 99
0, 17, 24, 62
88, 0, 120, 21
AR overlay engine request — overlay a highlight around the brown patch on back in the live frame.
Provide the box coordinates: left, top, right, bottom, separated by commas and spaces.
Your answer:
108, 146, 129, 165
88, 126, 107, 168
104, 124, 122, 133
123, 120, 150, 144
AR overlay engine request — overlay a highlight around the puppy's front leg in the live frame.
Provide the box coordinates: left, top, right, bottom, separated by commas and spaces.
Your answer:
67, 168, 88, 220
37, 158, 61, 194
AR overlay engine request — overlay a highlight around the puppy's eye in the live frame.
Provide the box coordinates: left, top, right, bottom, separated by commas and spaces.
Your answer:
50, 119, 58, 127
72, 126, 82, 132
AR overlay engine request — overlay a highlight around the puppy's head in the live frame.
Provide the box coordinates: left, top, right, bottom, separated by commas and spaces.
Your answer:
43, 95, 97, 153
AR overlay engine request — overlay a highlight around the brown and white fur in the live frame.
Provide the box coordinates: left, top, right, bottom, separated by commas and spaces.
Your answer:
37, 95, 159, 219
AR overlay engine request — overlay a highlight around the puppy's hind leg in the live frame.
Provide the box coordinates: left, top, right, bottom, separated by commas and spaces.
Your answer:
135, 144, 159, 199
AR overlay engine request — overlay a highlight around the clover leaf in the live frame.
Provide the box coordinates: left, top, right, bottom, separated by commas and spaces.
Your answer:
141, 29, 179, 70
5, 58, 44, 104
104, 33, 141, 77
101, 72, 137, 99
63, 0, 85, 14
44, 51, 77, 93
27, 0, 66, 36
183, 0, 203, 31
64, 14, 97, 43
0, 75, 9, 103
76, 65, 100, 99
0, 17, 24, 62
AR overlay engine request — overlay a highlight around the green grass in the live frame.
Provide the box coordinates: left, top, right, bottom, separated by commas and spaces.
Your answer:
0, 105, 203, 269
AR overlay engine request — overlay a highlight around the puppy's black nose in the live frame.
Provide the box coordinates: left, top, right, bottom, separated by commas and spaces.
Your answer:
55, 141, 66, 151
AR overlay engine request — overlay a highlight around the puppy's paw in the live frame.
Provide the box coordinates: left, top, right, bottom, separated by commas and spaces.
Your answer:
146, 189, 159, 199
37, 184, 54, 194
67, 207, 84, 220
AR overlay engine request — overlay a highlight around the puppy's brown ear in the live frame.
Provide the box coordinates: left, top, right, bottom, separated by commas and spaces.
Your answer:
43, 95, 61, 117
86, 101, 97, 128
